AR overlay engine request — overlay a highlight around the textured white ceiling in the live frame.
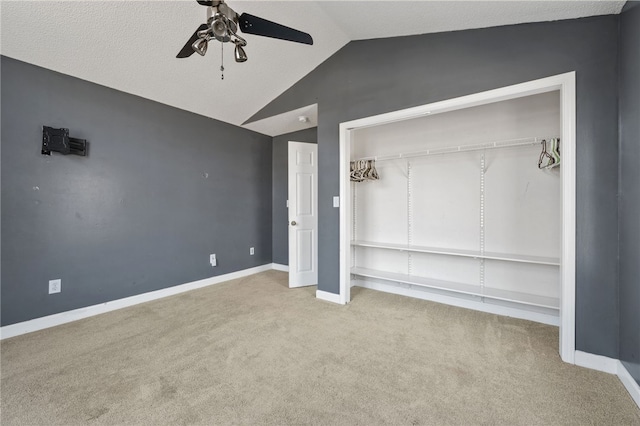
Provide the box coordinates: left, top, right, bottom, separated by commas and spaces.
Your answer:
0, 1, 626, 135
242, 103, 318, 136
317, 1, 626, 41
0, 1, 349, 129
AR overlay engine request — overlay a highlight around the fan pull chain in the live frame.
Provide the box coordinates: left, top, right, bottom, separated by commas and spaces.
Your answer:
220, 42, 224, 80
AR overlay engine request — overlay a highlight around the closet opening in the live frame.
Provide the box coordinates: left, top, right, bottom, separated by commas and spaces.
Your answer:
338, 73, 576, 363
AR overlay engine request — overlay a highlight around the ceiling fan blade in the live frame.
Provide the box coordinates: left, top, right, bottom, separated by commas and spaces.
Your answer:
176, 24, 209, 58
196, 1, 213, 6
238, 13, 313, 45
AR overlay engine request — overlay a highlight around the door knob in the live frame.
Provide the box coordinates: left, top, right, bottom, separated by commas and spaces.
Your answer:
291, 221, 297, 226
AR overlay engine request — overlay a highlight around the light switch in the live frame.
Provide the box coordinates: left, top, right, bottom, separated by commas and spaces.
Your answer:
333, 196, 340, 208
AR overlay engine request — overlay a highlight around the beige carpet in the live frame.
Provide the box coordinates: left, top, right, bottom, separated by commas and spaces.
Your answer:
1, 270, 638, 425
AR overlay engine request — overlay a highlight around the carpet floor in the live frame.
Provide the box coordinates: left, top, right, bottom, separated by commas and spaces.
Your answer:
1, 270, 639, 425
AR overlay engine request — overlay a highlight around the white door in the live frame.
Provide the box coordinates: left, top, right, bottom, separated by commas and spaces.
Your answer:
288, 142, 318, 288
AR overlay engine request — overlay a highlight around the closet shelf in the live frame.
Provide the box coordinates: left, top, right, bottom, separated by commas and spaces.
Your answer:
350, 267, 560, 310
355, 136, 557, 162
351, 240, 560, 266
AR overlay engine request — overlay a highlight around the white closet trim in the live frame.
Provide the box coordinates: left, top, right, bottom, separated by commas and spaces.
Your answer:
337, 72, 577, 364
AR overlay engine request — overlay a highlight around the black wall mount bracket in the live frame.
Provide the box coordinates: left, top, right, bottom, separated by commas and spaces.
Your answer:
42, 126, 88, 156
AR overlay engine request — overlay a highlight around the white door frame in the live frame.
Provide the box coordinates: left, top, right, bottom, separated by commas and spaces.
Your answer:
338, 72, 576, 364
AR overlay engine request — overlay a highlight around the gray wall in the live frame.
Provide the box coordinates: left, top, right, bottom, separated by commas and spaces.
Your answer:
271, 128, 317, 265
247, 16, 621, 358
1, 56, 272, 326
618, 1, 640, 384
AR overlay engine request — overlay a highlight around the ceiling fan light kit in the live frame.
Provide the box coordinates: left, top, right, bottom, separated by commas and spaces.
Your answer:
234, 43, 247, 63
177, 0, 313, 75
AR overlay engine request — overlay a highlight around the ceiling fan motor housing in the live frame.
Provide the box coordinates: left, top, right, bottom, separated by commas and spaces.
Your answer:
209, 2, 238, 42
210, 15, 237, 42
211, 16, 230, 42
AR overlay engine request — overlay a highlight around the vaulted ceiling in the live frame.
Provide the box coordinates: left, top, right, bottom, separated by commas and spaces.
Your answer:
1, 1, 626, 135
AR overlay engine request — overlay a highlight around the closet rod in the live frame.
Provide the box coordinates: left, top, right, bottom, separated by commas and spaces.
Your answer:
356, 136, 557, 162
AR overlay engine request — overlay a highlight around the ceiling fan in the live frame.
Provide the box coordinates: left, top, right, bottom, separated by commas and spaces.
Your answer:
177, 0, 313, 65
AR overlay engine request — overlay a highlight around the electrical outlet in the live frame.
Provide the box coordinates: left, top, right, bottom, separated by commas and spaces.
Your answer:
49, 279, 61, 294
250, 247, 255, 255
210, 254, 217, 267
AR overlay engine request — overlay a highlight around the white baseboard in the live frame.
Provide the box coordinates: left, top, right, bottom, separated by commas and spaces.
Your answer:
0, 264, 274, 340
316, 290, 343, 304
574, 350, 619, 374
617, 361, 640, 408
574, 350, 640, 409
355, 279, 559, 326
272, 263, 289, 272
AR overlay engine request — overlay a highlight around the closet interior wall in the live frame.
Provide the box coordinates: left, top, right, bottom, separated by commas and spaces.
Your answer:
350, 92, 561, 324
